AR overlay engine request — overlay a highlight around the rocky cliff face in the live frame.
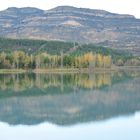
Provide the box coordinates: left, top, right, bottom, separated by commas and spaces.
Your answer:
0, 6, 140, 55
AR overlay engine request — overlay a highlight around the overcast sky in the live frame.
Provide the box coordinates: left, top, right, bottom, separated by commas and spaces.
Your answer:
0, 0, 140, 18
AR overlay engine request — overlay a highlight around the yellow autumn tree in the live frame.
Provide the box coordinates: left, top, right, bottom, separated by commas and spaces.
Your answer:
103, 55, 112, 68
96, 54, 104, 67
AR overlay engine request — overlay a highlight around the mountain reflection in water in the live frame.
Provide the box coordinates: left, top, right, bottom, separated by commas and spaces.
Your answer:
0, 71, 140, 126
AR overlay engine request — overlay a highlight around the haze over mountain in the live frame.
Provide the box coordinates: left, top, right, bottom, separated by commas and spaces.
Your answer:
0, 6, 140, 55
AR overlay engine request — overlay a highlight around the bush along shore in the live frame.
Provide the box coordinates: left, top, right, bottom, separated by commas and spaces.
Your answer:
0, 50, 140, 73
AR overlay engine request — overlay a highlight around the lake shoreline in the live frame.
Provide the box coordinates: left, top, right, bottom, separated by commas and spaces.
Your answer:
0, 66, 140, 74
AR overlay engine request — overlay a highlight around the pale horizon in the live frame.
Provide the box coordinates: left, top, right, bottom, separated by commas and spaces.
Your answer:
0, 0, 140, 18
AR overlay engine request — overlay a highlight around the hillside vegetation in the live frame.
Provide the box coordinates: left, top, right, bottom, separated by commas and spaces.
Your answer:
0, 37, 139, 69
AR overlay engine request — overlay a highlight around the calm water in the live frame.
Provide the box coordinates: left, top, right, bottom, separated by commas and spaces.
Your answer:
0, 71, 140, 140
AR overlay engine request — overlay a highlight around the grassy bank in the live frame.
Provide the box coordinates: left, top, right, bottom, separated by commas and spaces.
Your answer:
0, 69, 27, 74
0, 66, 140, 74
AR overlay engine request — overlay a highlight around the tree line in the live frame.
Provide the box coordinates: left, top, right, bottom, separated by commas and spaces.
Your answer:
0, 51, 112, 69
1, 37, 139, 67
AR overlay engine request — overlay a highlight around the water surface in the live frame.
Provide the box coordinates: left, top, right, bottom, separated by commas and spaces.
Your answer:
0, 71, 140, 140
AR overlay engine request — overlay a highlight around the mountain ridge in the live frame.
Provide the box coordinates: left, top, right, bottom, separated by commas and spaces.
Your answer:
0, 6, 140, 55
48, 6, 135, 19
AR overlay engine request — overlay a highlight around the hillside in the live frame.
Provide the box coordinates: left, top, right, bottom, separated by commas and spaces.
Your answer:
0, 37, 131, 58
0, 6, 140, 55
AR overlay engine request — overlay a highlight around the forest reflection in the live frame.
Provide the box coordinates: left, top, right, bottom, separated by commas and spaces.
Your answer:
0, 71, 139, 92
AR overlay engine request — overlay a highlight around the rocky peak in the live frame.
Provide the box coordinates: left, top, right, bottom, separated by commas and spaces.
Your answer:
47, 6, 135, 19
1, 7, 44, 16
